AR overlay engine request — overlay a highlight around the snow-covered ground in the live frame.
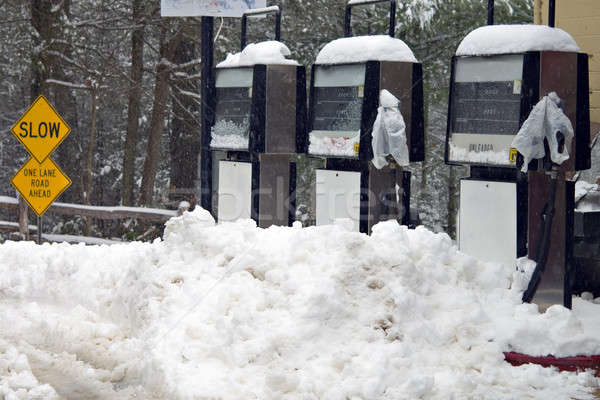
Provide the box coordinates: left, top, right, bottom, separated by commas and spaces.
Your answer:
1, 209, 599, 399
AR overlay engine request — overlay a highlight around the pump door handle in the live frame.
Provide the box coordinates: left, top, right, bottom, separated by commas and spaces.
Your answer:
241, 6, 281, 51
344, 0, 396, 38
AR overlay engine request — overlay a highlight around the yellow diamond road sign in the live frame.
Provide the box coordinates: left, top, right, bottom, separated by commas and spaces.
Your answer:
11, 157, 71, 216
11, 95, 71, 163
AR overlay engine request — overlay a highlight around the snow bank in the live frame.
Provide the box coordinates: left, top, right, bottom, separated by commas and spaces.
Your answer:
316, 35, 418, 64
456, 24, 580, 56
0, 211, 599, 399
217, 41, 299, 68
0, 339, 59, 399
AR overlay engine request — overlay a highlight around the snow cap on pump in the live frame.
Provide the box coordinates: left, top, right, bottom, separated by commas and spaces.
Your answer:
315, 35, 418, 64
217, 41, 299, 68
456, 24, 580, 56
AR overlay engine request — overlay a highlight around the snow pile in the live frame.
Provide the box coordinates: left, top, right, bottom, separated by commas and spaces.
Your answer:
309, 132, 359, 157
456, 24, 580, 56
316, 35, 418, 64
0, 211, 599, 398
217, 41, 299, 68
0, 339, 59, 399
210, 119, 250, 150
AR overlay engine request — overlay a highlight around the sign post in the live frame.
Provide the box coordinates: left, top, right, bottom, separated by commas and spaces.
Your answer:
200, 15, 214, 211
10, 95, 72, 244
161, 0, 266, 212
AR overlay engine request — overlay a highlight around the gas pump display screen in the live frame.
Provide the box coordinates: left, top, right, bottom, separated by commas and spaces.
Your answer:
313, 87, 362, 132
211, 68, 253, 150
448, 54, 524, 167
309, 64, 365, 158
452, 82, 521, 134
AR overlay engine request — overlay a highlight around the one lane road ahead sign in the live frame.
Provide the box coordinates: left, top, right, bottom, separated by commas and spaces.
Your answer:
11, 157, 71, 216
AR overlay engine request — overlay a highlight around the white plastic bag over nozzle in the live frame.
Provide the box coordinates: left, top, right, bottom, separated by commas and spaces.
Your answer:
371, 90, 410, 169
511, 92, 574, 172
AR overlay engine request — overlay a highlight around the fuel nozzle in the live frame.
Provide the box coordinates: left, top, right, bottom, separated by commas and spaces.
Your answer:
542, 130, 565, 173
556, 131, 565, 154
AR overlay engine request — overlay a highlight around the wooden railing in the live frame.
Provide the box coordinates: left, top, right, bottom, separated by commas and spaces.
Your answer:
0, 196, 188, 243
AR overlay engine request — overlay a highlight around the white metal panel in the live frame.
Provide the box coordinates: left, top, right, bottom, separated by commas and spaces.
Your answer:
314, 64, 366, 87
455, 54, 524, 82
315, 169, 361, 231
218, 161, 252, 222
215, 68, 254, 88
459, 180, 517, 267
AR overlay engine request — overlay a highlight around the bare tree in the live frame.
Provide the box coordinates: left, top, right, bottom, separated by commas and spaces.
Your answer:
138, 21, 182, 206
122, 0, 147, 206
169, 26, 202, 208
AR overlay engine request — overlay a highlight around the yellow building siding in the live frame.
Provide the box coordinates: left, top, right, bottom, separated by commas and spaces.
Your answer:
592, 91, 600, 106
539, 0, 600, 20
535, 0, 600, 125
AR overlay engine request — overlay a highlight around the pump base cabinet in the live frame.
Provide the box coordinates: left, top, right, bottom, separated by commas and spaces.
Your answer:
315, 170, 361, 231
215, 155, 296, 228
459, 180, 519, 268
315, 161, 410, 233
217, 161, 253, 222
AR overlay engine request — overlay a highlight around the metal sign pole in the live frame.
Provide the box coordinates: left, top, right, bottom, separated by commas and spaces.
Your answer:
487, 0, 494, 25
200, 16, 214, 212
548, 0, 556, 27
37, 215, 42, 244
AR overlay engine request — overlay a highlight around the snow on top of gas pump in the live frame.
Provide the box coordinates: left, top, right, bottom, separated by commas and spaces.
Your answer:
456, 24, 580, 56
315, 35, 418, 64
216, 40, 299, 68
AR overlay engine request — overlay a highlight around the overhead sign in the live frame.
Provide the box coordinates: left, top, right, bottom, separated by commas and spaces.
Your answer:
161, 0, 266, 17
10, 95, 71, 163
11, 157, 71, 216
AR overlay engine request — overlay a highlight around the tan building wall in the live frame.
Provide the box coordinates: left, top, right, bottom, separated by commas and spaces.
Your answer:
535, 0, 600, 134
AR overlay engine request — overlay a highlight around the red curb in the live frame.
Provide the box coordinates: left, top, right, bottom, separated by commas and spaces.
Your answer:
504, 352, 600, 375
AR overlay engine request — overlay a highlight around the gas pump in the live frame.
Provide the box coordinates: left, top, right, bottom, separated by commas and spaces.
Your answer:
201, 6, 306, 228
305, 0, 424, 233
445, 1, 591, 309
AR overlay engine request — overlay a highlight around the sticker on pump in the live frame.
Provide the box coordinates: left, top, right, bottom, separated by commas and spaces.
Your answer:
358, 85, 364, 98
509, 148, 518, 163
513, 80, 522, 95
354, 142, 359, 154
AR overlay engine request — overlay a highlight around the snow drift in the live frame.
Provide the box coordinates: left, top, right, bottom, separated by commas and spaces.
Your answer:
0, 209, 599, 399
